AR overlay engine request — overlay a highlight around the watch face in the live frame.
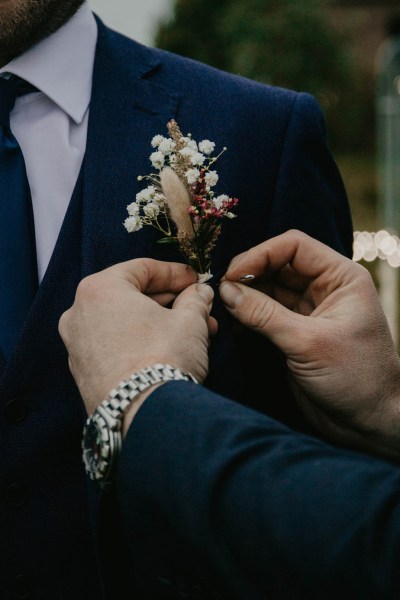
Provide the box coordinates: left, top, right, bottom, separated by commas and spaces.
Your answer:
82, 408, 121, 487
82, 418, 104, 477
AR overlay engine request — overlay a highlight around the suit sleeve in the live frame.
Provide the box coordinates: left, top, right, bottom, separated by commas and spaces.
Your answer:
117, 381, 400, 599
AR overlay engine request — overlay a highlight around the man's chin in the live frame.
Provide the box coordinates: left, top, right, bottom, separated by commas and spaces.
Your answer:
0, 0, 85, 65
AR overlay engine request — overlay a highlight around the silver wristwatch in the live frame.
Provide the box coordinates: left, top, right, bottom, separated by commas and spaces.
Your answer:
82, 364, 197, 488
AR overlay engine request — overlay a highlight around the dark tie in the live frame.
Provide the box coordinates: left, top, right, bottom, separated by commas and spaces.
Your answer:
0, 76, 38, 360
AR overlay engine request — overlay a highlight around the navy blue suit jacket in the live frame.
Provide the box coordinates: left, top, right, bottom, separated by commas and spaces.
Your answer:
0, 15, 353, 600
118, 382, 400, 600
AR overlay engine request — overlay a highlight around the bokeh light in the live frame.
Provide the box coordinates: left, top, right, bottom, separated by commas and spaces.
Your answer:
353, 230, 400, 267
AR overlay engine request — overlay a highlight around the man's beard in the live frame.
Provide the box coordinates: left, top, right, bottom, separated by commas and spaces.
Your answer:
0, 0, 86, 66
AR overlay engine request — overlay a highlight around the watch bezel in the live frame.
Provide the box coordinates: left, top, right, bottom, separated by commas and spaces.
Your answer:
82, 404, 122, 487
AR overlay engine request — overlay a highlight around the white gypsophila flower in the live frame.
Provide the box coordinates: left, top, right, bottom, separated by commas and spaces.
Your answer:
151, 134, 165, 148
179, 146, 196, 157
199, 140, 215, 155
158, 138, 176, 154
185, 168, 200, 184
126, 202, 140, 216
136, 185, 156, 203
226, 212, 237, 219
150, 151, 165, 169
205, 170, 219, 187
143, 202, 161, 218
213, 194, 229, 209
190, 152, 206, 166
124, 215, 143, 233
153, 192, 166, 207
180, 137, 198, 151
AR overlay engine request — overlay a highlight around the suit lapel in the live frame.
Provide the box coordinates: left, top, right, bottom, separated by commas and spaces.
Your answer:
0, 167, 84, 386
81, 19, 180, 277
0, 21, 180, 381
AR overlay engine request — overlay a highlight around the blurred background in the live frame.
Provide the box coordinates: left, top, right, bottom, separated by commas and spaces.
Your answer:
89, 0, 173, 45
90, 0, 400, 344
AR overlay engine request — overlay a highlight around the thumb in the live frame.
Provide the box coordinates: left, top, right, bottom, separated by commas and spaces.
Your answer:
172, 283, 218, 335
172, 282, 214, 315
219, 281, 307, 353
172, 283, 215, 332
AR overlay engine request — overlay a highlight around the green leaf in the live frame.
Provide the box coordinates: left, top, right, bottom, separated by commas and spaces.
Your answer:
157, 237, 179, 244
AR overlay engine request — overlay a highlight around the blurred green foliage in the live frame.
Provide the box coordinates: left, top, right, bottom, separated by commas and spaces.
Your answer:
154, 0, 374, 153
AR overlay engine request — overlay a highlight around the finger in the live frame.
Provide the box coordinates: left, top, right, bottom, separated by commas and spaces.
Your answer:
251, 279, 316, 315
173, 283, 219, 337
219, 280, 310, 352
108, 259, 198, 294
207, 315, 219, 337
225, 229, 352, 283
197, 285, 219, 336
148, 289, 219, 320
147, 291, 180, 307
172, 283, 214, 318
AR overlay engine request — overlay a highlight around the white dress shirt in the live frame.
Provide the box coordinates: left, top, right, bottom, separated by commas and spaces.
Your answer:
0, 3, 97, 282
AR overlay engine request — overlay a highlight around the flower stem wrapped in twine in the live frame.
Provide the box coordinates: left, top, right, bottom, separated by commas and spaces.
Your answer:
124, 119, 239, 280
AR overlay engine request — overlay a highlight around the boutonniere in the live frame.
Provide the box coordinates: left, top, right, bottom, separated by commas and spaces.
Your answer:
123, 119, 238, 282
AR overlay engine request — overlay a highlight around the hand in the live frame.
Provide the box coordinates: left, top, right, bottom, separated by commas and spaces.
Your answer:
219, 229, 400, 459
59, 258, 217, 417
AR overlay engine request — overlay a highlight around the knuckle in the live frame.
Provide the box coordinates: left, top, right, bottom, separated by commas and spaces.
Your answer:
58, 311, 67, 335
247, 298, 275, 331
75, 274, 102, 301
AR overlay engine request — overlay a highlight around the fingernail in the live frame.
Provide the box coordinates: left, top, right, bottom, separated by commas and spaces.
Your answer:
219, 282, 243, 308
239, 274, 255, 282
197, 283, 214, 302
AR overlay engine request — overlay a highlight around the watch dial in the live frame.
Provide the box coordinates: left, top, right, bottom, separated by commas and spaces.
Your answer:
82, 420, 102, 474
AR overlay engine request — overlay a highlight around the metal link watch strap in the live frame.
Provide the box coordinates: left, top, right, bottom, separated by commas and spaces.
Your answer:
82, 364, 198, 488
104, 363, 198, 417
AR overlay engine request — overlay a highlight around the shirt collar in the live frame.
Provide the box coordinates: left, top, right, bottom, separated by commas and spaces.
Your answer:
0, 2, 97, 124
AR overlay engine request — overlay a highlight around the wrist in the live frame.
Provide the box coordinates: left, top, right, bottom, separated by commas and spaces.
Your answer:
330, 394, 400, 462
82, 364, 198, 488
122, 381, 165, 436
364, 393, 400, 460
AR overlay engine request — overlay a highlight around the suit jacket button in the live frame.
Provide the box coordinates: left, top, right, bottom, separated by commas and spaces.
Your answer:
4, 398, 28, 423
11, 573, 32, 598
4, 483, 29, 507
